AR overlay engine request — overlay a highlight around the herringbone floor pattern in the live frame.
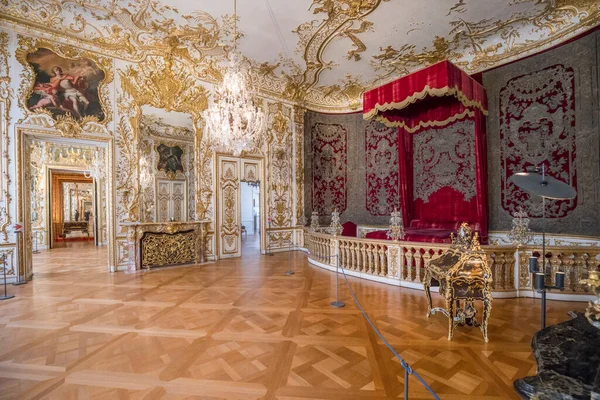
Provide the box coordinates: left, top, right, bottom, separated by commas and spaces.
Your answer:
0, 239, 583, 399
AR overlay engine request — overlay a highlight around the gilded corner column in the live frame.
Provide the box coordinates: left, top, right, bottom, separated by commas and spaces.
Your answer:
293, 106, 306, 247
194, 118, 205, 220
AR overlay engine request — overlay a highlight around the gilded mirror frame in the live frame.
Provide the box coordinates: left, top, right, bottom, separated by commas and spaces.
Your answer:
118, 47, 210, 224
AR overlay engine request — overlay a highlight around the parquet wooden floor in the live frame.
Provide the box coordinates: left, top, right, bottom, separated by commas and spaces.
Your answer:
0, 240, 583, 399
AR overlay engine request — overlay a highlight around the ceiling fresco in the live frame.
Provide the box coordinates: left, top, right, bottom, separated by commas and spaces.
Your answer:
1, 0, 599, 112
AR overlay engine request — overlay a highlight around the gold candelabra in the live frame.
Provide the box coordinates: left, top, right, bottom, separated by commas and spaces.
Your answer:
387, 207, 404, 241
310, 211, 320, 232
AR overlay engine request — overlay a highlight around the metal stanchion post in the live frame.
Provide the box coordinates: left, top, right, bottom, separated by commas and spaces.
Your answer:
13, 231, 26, 286
266, 220, 274, 256
404, 368, 409, 399
330, 255, 345, 308
0, 255, 15, 300
285, 242, 295, 276
32, 231, 40, 254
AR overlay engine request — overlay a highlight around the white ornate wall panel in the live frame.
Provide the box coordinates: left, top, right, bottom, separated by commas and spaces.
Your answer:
267, 229, 294, 250
266, 102, 294, 249
242, 159, 260, 183
217, 156, 241, 259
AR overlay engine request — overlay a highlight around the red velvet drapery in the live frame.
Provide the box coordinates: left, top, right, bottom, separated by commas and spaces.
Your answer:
364, 60, 487, 131
364, 60, 488, 242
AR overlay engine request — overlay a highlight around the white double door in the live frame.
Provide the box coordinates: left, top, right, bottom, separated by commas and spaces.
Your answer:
217, 155, 261, 259
156, 179, 186, 222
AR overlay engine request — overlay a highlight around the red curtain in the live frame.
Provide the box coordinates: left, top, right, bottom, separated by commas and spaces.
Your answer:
397, 114, 488, 242
365, 60, 488, 243
363, 60, 488, 130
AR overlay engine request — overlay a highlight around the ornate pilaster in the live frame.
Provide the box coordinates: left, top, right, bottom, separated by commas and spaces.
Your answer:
293, 105, 306, 227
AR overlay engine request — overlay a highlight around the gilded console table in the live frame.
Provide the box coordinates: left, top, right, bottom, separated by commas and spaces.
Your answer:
123, 221, 209, 270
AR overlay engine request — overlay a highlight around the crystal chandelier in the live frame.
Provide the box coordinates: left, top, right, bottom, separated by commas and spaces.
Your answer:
84, 147, 104, 180
202, 0, 265, 156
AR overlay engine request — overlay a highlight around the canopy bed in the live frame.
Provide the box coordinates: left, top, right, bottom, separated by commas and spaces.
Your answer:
363, 60, 489, 244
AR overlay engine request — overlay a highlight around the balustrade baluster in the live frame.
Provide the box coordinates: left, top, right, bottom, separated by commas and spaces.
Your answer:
344, 241, 350, 270
406, 249, 413, 281
506, 251, 515, 290
359, 243, 364, 273
379, 245, 386, 276
550, 251, 561, 288
371, 244, 376, 274
414, 250, 423, 283
400, 247, 406, 280
495, 253, 504, 289
421, 251, 432, 283
368, 244, 375, 275
576, 253, 588, 291
563, 252, 575, 291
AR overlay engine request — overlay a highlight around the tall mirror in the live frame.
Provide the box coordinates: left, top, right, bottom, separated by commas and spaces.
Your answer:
63, 182, 94, 223
138, 105, 196, 223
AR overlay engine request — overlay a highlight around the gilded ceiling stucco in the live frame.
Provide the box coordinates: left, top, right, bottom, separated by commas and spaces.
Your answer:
1, 0, 599, 112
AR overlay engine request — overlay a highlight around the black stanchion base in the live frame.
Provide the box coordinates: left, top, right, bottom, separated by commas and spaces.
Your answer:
12, 281, 27, 286
267, 253, 274, 256
330, 301, 345, 308
0, 295, 15, 300
285, 271, 295, 276
32, 250, 41, 254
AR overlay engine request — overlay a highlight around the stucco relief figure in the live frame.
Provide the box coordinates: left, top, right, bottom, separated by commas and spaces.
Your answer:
26, 48, 106, 121
156, 144, 184, 176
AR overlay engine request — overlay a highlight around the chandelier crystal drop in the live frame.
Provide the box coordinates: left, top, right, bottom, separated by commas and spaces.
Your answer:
202, 50, 266, 156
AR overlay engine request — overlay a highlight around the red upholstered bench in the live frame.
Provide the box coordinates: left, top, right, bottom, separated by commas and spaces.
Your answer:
341, 221, 357, 237
365, 229, 452, 243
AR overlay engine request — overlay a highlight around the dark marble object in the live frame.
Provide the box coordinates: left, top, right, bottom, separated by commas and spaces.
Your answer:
514, 314, 600, 399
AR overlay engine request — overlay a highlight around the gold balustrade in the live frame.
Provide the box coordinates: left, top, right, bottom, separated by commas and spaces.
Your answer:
303, 228, 600, 298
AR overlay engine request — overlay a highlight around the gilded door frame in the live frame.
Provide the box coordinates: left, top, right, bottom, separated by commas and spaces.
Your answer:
16, 127, 116, 277
215, 153, 265, 259
47, 168, 96, 249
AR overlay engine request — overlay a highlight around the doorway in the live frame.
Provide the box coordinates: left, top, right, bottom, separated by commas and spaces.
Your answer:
48, 171, 96, 248
23, 135, 111, 277
216, 154, 265, 259
240, 181, 260, 255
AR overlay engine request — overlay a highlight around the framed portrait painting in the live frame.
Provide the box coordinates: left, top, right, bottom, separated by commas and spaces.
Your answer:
156, 143, 184, 176
25, 48, 106, 122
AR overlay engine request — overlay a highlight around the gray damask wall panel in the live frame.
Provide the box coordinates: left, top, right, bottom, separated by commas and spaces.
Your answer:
304, 111, 391, 226
483, 31, 600, 236
413, 119, 476, 203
